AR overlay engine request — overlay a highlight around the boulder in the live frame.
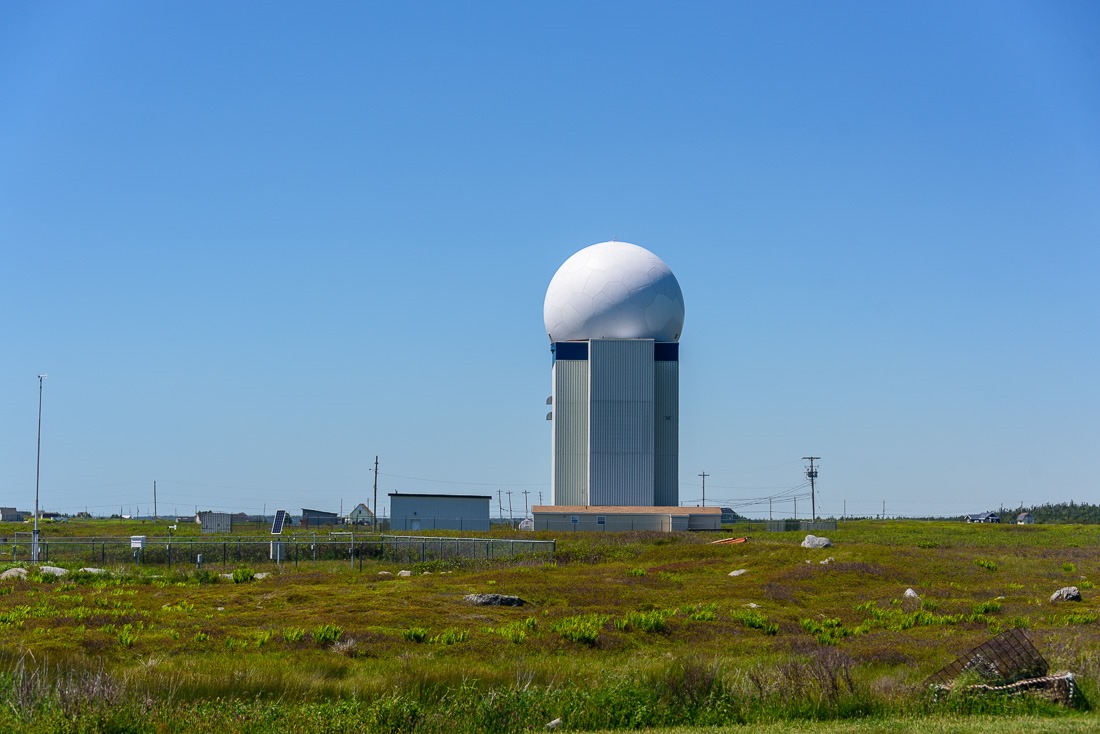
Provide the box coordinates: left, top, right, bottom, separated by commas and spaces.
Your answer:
377, 571, 393, 578
904, 588, 920, 599
728, 569, 747, 577
78, 567, 107, 574
397, 570, 413, 578
39, 566, 68, 576
1050, 586, 1082, 603
464, 593, 525, 607
0, 568, 27, 580
801, 535, 832, 549
819, 557, 835, 565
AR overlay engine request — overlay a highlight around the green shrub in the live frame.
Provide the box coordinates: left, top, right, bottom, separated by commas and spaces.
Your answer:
685, 603, 718, 621
971, 600, 1002, 615
117, 624, 137, 648
627, 568, 647, 577
730, 609, 778, 635
431, 628, 469, 645
616, 609, 669, 633
1062, 562, 1077, 573
974, 559, 998, 572
552, 614, 610, 646
193, 569, 219, 585
402, 627, 428, 643
282, 627, 306, 643
312, 623, 343, 645
800, 617, 851, 645
231, 567, 256, 584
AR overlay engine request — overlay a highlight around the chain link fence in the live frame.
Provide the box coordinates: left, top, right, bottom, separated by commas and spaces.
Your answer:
5, 532, 555, 569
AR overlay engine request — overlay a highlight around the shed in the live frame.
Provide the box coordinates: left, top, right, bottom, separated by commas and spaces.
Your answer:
301, 508, 341, 527
532, 505, 722, 532
1016, 512, 1035, 525
966, 512, 1001, 524
197, 511, 232, 534
389, 492, 491, 532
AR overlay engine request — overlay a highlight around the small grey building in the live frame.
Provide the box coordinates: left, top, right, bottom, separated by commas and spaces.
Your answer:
301, 508, 341, 527
197, 511, 232, 534
0, 507, 23, 522
389, 492, 491, 532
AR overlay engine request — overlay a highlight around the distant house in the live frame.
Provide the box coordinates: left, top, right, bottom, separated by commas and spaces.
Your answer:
301, 508, 341, 527
0, 508, 22, 522
347, 503, 374, 525
1016, 512, 1035, 525
966, 512, 1001, 524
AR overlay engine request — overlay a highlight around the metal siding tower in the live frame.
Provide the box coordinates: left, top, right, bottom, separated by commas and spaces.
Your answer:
544, 242, 684, 508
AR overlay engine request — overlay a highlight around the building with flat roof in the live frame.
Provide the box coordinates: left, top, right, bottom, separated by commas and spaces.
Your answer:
532, 505, 720, 532
389, 492, 491, 532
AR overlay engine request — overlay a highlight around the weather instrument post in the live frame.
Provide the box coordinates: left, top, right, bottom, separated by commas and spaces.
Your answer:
33, 374, 47, 563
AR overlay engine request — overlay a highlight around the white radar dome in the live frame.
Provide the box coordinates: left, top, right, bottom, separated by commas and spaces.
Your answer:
544, 241, 685, 343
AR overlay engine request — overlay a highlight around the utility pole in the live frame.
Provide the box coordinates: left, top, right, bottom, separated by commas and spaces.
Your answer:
794, 496, 797, 521
698, 471, 709, 507
153, 480, 157, 520
497, 490, 503, 521
33, 374, 47, 563
538, 492, 543, 506
372, 456, 379, 532
803, 457, 820, 521
769, 498, 772, 521
521, 490, 531, 518
506, 491, 514, 527
843, 500, 846, 519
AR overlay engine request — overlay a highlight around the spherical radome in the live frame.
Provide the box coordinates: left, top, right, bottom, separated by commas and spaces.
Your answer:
544, 241, 685, 342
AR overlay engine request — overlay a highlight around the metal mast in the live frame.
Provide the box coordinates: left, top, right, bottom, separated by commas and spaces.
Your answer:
33, 374, 47, 563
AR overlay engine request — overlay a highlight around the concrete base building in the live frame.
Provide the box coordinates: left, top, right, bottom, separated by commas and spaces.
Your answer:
533, 505, 721, 532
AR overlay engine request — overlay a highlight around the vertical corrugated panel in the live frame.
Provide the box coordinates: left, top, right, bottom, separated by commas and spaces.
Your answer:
588, 339, 654, 505
552, 360, 589, 506
653, 360, 679, 506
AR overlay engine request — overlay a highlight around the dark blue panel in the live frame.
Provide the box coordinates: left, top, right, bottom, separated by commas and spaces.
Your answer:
654, 342, 679, 361
552, 342, 589, 361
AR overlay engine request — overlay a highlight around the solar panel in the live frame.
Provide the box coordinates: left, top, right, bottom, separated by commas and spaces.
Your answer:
271, 509, 287, 535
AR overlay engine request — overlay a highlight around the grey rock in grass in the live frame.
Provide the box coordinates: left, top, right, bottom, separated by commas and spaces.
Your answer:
464, 593, 525, 607
546, 717, 562, 730
904, 588, 920, 599
728, 569, 747, 577
377, 571, 393, 578
397, 570, 413, 578
819, 557, 835, 565
745, 603, 761, 608
39, 566, 68, 576
78, 567, 107, 574
801, 535, 832, 549
0, 568, 27, 580
1050, 586, 1082, 603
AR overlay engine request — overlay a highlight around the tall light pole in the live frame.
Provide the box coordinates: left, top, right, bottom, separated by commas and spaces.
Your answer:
33, 374, 47, 563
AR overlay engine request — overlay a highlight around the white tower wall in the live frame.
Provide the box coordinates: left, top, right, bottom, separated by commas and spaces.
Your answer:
551, 358, 589, 506
588, 339, 655, 506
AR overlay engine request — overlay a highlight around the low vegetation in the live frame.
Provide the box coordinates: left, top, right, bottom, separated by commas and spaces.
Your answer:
0, 519, 1096, 732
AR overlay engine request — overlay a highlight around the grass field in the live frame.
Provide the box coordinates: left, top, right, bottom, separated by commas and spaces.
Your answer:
0, 519, 1096, 732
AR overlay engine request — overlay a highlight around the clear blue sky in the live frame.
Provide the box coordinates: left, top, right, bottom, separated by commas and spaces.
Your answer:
2, 1, 1097, 520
